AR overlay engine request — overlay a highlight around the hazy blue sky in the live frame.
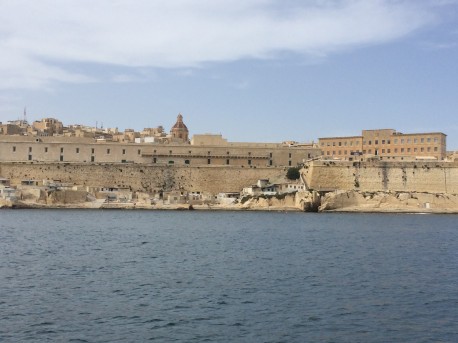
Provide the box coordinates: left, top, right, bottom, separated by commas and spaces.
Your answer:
1, 0, 457, 148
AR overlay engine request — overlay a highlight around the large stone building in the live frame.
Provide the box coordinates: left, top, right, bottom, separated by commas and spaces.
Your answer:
319, 129, 447, 161
0, 114, 320, 167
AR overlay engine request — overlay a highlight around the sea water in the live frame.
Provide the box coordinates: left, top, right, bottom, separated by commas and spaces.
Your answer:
0, 210, 457, 342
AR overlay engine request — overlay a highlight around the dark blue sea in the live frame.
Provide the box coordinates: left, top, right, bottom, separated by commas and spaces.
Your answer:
0, 210, 457, 342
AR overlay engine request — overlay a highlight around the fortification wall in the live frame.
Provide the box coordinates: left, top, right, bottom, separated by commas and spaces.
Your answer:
303, 160, 458, 194
0, 162, 285, 194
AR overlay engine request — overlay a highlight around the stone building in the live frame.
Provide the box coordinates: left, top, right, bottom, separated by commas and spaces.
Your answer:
319, 129, 447, 161
32, 118, 64, 136
0, 135, 319, 167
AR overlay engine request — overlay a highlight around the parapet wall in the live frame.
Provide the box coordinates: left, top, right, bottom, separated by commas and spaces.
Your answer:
302, 160, 458, 194
0, 162, 285, 194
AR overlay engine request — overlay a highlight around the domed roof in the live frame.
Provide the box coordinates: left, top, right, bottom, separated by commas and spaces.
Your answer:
171, 113, 188, 131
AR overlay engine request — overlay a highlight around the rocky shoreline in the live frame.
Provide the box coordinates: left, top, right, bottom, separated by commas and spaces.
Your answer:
2, 189, 458, 213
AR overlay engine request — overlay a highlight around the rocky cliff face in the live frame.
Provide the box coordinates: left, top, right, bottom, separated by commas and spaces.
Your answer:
239, 191, 320, 211
319, 190, 458, 213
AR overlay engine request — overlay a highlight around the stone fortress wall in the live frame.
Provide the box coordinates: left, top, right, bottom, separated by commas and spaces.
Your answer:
0, 162, 286, 194
302, 160, 458, 194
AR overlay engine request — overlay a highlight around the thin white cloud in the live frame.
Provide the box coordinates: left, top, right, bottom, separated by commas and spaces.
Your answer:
0, 0, 443, 90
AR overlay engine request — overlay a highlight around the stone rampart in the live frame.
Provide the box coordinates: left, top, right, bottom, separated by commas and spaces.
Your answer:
303, 160, 458, 194
0, 162, 285, 194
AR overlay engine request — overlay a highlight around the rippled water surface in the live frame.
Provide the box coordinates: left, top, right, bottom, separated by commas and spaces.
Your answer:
1, 210, 457, 342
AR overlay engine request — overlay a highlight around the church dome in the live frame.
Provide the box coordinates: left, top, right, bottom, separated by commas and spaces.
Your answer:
170, 113, 189, 142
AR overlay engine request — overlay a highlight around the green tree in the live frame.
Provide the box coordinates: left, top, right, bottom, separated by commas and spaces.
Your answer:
286, 166, 301, 180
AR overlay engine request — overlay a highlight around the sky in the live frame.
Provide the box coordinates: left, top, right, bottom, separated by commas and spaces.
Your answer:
1, 0, 457, 148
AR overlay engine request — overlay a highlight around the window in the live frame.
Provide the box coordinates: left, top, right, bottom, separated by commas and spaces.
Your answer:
185, 160, 190, 164
394, 148, 398, 153
394, 139, 398, 144
414, 138, 418, 143
382, 149, 385, 153
387, 149, 390, 153
269, 160, 272, 166
138, 149, 141, 155
421, 138, 424, 143
28, 155, 32, 161
248, 160, 252, 165
401, 148, 404, 152
407, 148, 410, 152
91, 148, 95, 154
434, 147, 438, 152
382, 140, 385, 144
226, 159, 230, 165
76, 148, 80, 154
169, 150, 172, 154
338, 142, 341, 146
12, 146, 16, 152
288, 153, 292, 158
60, 155, 63, 161
421, 147, 424, 152
387, 140, 391, 144
401, 139, 404, 144
375, 140, 378, 145
288, 161, 292, 166
427, 147, 431, 152
29, 147, 32, 152
368, 141, 372, 145
414, 148, 417, 152
153, 158, 157, 163
122, 149, 126, 155
91, 156, 95, 162
269, 152, 272, 158
207, 159, 211, 164
107, 149, 110, 154
434, 137, 438, 143
60, 147, 64, 153
338, 151, 342, 155
407, 139, 410, 143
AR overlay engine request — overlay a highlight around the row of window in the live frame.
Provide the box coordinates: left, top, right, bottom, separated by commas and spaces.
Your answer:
363, 137, 440, 145
12, 146, 142, 155
325, 146, 439, 155
322, 136, 441, 147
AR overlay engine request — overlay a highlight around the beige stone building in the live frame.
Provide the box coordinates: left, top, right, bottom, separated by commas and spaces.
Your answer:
0, 113, 319, 167
319, 129, 447, 161
32, 118, 64, 136
0, 135, 319, 167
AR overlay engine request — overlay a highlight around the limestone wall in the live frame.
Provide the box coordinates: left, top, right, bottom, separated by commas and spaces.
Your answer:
0, 162, 285, 194
303, 160, 458, 194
